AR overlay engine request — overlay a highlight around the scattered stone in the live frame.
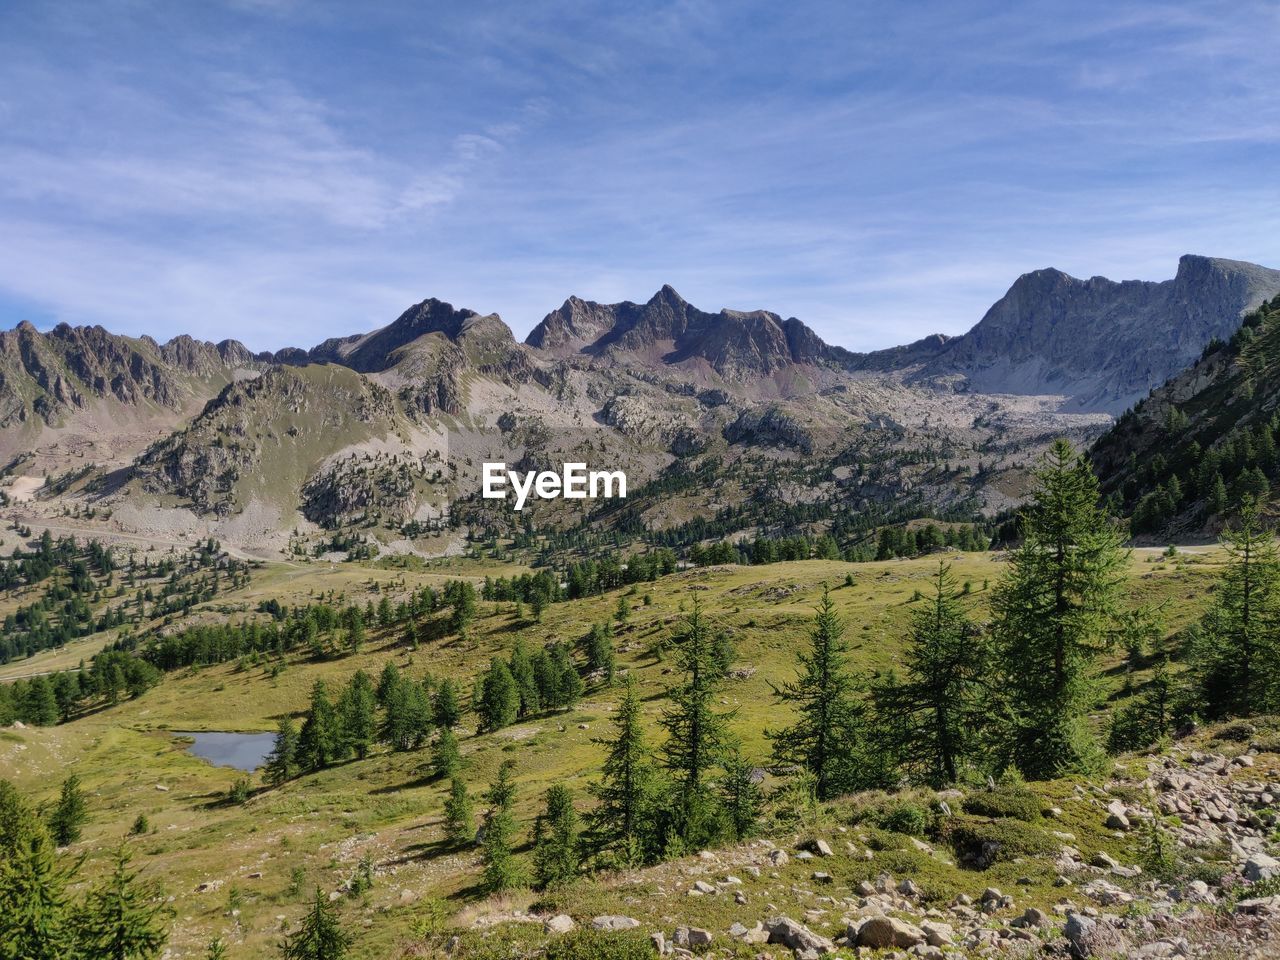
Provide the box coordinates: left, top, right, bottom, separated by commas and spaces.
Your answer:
768, 849, 789, 867
591, 915, 640, 931
813, 839, 834, 857
1244, 853, 1279, 882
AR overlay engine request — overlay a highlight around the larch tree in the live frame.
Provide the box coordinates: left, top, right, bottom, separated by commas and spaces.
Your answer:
589, 677, 652, 865
989, 439, 1127, 779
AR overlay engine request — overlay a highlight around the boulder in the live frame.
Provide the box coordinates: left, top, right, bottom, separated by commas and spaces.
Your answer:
855, 916, 927, 949
764, 916, 835, 954
1245, 853, 1279, 882
543, 914, 575, 935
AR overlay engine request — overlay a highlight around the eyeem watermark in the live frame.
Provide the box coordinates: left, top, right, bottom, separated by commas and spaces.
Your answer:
482, 462, 627, 511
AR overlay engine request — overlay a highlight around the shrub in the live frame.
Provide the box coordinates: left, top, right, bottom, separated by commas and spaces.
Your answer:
543, 930, 653, 960
1215, 720, 1257, 743
877, 802, 932, 837
962, 785, 1042, 822
943, 817, 1058, 868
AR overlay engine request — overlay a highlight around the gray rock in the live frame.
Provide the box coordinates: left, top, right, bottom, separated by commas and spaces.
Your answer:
543, 914, 575, 934
854, 915, 927, 949
591, 915, 640, 931
764, 916, 835, 954
1244, 853, 1279, 882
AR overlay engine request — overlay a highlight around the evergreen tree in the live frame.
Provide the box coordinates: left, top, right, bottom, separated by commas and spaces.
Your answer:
0, 825, 79, 960
875, 562, 988, 786
375, 662, 401, 708
509, 641, 540, 717
47, 774, 88, 847
1192, 501, 1280, 716
78, 844, 170, 960
585, 622, 616, 682
298, 681, 343, 771
442, 778, 474, 847
479, 660, 519, 732
532, 785, 580, 890
433, 678, 460, 729
264, 717, 300, 786
1109, 656, 1177, 752
589, 678, 652, 865
338, 671, 377, 761
25, 676, 59, 727
431, 727, 462, 781
659, 594, 734, 848
379, 679, 432, 751
720, 754, 761, 841
768, 586, 865, 799
480, 761, 523, 893
448, 581, 476, 634
280, 888, 350, 960
990, 439, 1126, 779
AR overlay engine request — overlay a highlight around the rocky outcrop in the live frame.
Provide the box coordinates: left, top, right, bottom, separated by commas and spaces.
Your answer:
918, 255, 1280, 413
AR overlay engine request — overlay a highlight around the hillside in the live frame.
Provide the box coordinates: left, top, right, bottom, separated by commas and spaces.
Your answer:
0, 321, 260, 473
1091, 295, 1280, 538
2, 549, 1278, 959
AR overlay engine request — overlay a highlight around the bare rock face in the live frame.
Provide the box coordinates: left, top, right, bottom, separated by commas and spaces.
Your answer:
917, 255, 1280, 413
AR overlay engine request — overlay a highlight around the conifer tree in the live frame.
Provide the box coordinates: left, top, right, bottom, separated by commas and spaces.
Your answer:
433, 678, 460, 729
0, 824, 79, 960
379, 679, 432, 751
532, 785, 580, 890
479, 660, 519, 732
375, 662, 401, 708
1192, 500, 1280, 716
509, 641, 540, 717
280, 887, 350, 960
338, 671, 377, 761
298, 681, 343, 771
720, 754, 761, 841
442, 777, 474, 847
768, 585, 865, 799
659, 594, 734, 847
264, 717, 300, 786
990, 439, 1126, 779
431, 727, 462, 781
48, 774, 88, 847
78, 844, 170, 960
585, 622, 616, 682
26, 676, 59, 727
480, 761, 523, 893
875, 562, 988, 786
589, 677, 651, 864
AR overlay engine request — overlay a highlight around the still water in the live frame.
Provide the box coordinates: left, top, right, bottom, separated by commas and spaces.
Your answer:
175, 731, 275, 772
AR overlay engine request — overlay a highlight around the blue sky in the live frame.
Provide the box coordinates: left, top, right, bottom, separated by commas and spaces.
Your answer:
1, 0, 1277, 351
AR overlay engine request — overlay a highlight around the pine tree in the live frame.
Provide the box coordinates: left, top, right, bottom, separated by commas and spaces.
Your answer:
1192, 501, 1280, 716
78, 844, 170, 960
379, 679, 433, 751
298, 681, 343, 771
1109, 656, 1177, 752
338, 671, 377, 761
442, 778, 474, 847
375, 662, 401, 708
47, 774, 88, 848
589, 677, 652, 865
532, 785, 580, 890
768, 585, 865, 799
280, 887, 351, 960
265, 717, 301, 786
990, 439, 1126, 779
0, 824, 79, 960
480, 761, 523, 893
1210, 474, 1229, 515
433, 678, 460, 729
25, 676, 59, 727
720, 754, 761, 841
431, 727, 462, 781
585, 622, 616, 682
509, 641, 540, 717
875, 562, 988, 786
659, 594, 734, 848
479, 660, 519, 732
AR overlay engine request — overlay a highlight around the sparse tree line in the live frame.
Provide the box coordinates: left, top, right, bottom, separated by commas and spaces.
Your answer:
0, 650, 161, 726
0, 532, 248, 664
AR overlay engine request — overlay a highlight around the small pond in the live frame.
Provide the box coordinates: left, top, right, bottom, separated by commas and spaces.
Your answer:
174, 731, 276, 772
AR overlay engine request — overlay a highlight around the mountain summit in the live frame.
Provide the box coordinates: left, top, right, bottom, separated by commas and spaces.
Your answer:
914, 255, 1280, 412
526, 285, 837, 378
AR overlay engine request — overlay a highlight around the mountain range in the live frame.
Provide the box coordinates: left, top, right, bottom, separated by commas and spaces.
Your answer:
1, 254, 1277, 557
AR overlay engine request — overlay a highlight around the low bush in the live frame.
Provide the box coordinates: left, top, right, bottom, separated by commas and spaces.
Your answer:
943, 816, 1058, 868
961, 785, 1042, 822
